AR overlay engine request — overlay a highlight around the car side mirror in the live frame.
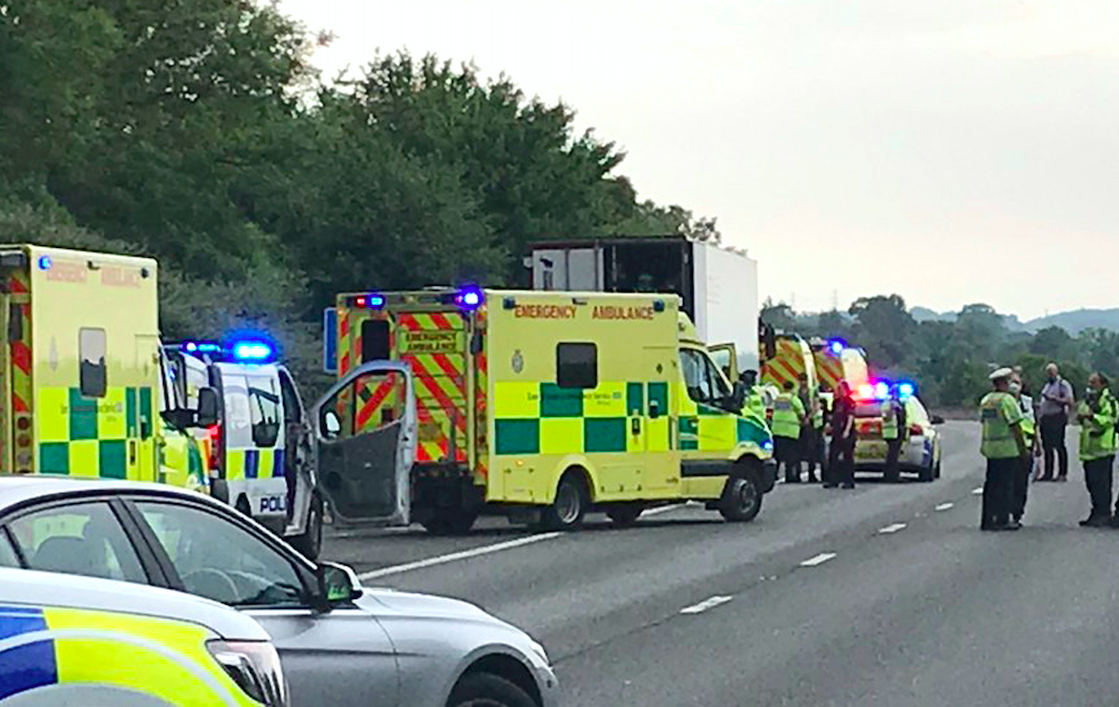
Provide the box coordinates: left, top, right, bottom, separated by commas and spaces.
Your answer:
196, 387, 219, 428
316, 561, 362, 608
930, 415, 946, 425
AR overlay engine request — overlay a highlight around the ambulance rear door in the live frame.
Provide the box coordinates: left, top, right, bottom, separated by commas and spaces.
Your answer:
311, 361, 417, 526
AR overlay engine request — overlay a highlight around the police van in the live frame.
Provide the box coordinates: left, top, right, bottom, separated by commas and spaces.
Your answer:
317, 287, 776, 534
166, 340, 323, 559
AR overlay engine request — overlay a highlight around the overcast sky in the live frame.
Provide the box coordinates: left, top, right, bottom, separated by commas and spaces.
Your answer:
281, 0, 1118, 320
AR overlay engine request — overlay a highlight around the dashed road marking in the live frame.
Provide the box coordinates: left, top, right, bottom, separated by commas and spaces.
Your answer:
972, 487, 984, 495
800, 552, 837, 567
935, 502, 955, 511
879, 523, 907, 534
359, 532, 563, 580
680, 595, 734, 614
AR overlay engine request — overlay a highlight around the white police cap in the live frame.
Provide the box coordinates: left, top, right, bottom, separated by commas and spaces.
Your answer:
989, 367, 1014, 381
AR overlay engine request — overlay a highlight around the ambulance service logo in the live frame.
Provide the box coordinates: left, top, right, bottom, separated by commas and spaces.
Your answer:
511, 350, 524, 374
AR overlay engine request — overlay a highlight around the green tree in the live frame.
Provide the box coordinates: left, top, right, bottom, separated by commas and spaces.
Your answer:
848, 295, 916, 368
760, 299, 797, 331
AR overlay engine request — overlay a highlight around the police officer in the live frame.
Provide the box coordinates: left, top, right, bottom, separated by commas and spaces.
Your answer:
740, 370, 767, 419
979, 367, 1028, 531
1076, 372, 1118, 527
804, 386, 827, 483
797, 373, 820, 484
1009, 372, 1037, 525
882, 384, 907, 483
825, 380, 856, 489
772, 380, 807, 483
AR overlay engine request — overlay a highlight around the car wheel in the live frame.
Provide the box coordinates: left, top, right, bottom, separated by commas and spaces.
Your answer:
443, 508, 479, 535
539, 472, 588, 531
448, 672, 536, 707
606, 504, 644, 527
289, 493, 323, 560
719, 475, 762, 522
918, 461, 935, 483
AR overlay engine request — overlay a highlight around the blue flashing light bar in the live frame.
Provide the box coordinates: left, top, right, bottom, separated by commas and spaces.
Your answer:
898, 382, 916, 398
182, 340, 223, 354
231, 340, 274, 362
828, 339, 846, 355
37, 255, 52, 271
352, 294, 385, 309
874, 382, 889, 400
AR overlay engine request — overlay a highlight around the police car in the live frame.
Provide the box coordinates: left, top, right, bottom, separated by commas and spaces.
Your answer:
0, 566, 287, 706
852, 381, 945, 482
166, 339, 323, 559
0, 477, 559, 707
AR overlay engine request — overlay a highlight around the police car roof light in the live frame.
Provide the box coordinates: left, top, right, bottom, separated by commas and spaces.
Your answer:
898, 382, 916, 398
231, 340, 273, 361
182, 340, 222, 355
857, 383, 876, 400
874, 382, 889, 400
828, 339, 845, 355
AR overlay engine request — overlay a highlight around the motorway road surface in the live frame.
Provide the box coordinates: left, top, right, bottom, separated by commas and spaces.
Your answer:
323, 422, 1119, 707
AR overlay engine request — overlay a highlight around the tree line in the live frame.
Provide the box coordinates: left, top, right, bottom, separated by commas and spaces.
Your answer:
0, 0, 715, 392
762, 296, 1119, 408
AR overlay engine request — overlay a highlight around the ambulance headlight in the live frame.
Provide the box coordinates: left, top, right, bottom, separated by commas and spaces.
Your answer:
207, 640, 289, 707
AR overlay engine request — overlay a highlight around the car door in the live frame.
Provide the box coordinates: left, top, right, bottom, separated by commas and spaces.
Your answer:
125, 497, 400, 707
311, 361, 417, 526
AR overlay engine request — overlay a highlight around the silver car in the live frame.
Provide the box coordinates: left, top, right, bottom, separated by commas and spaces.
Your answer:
0, 477, 558, 707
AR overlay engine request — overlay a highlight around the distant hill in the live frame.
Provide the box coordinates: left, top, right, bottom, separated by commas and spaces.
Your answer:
908, 306, 1119, 335
1024, 309, 1119, 335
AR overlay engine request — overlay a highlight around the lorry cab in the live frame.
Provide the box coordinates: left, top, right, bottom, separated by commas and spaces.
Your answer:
166, 340, 323, 559
316, 288, 775, 534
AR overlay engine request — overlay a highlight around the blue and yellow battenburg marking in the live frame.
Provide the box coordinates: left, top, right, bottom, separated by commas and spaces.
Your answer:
0, 604, 251, 705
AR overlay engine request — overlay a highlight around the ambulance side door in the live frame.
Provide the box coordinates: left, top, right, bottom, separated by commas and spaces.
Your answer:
311, 361, 417, 526
641, 346, 679, 495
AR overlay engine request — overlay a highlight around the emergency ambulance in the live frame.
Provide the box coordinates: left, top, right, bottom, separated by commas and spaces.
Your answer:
811, 339, 870, 392
758, 327, 818, 394
166, 341, 323, 559
0, 245, 210, 486
317, 287, 776, 533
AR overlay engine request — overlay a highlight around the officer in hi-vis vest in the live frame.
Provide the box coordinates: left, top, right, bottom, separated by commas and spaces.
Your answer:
772, 380, 807, 483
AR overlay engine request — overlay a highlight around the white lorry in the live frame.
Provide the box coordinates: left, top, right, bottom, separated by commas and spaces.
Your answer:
528, 235, 760, 373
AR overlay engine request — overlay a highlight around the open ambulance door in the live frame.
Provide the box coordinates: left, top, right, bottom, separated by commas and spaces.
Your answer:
310, 361, 417, 527
708, 343, 739, 384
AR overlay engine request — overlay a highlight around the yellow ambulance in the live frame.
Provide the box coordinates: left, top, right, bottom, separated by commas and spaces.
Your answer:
0, 245, 211, 487
316, 287, 776, 533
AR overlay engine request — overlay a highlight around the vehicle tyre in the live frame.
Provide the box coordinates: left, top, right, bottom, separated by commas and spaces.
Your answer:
606, 504, 644, 527
918, 461, 935, 483
935, 459, 942, 479
539, 472, 588, 531
884, 467, 901, 483
289, 493, 324, 560
719, 474, 762, 523
448, 672, 536, 707
444, 508, 479, 535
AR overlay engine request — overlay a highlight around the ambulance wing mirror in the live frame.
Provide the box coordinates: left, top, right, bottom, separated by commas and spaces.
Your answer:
323, 410, 342, 438
196, 387, 220, 428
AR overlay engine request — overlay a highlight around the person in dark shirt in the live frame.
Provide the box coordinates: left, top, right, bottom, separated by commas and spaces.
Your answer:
825, 381, 857, 489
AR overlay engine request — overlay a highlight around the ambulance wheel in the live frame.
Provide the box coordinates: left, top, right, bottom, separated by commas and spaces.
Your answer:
423, 509, 479, 535
606, 504, 644, 527
719, 475, 762, 523
290, 493, 324, 560
540, 472, 588, 531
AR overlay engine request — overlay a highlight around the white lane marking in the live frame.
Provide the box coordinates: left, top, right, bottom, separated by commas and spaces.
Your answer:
800, 552, 837, 567
357, 504, 691, 581
645, 503, 685, 516
878, 523, 907, 534
358, 532, 562, 580
680, 595, 734, 614
935, 502, 955, 511
972, 487, 984, 495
